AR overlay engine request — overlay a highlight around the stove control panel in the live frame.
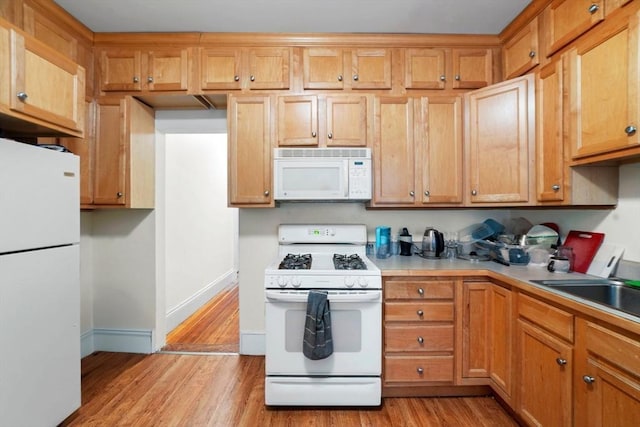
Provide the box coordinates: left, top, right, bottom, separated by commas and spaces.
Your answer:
266, 274, 381, 290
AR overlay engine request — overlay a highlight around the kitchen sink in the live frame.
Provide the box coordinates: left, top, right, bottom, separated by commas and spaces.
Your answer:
530, 279, 640, 318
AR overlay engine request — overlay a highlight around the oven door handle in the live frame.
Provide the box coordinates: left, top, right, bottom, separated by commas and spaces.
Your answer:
265, 290, 381, 303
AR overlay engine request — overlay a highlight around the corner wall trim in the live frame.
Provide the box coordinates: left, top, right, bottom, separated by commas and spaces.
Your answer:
240, 331, 265, 355
82, 328, 154, 356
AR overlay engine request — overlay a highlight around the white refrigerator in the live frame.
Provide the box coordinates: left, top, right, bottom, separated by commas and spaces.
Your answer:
0, 138, 81, 426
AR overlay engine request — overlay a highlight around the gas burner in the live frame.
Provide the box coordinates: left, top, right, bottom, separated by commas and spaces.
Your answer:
279, 253, 312, 270
333, 254, 367, 270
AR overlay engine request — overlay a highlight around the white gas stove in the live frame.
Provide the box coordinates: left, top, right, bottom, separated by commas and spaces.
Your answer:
264, 224, 382, 407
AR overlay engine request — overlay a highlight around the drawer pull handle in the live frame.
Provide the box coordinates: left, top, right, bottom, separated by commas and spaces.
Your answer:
417, 367, 424, 374
556, 358, 567, 366
417, 309, 424, 317
417, 288, 424, 296
625, 125, 637, 136
417, 336, 424, 344
583, 375, 596, 384
588, 3, 599, 14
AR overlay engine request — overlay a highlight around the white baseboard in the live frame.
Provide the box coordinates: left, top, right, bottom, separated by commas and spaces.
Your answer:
165, 270, 238, 332
240, 331, 265, 355
82, 329, 154, 356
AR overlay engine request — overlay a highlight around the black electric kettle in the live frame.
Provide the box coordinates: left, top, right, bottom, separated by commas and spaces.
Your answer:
422, 227, 444, 258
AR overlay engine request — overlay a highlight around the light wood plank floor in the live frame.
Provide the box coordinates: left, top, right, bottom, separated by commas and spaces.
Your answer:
60, 351, 519, 426
163, 283, 239, 353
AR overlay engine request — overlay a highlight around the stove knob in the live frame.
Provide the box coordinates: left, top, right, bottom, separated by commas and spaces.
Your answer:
359, 277, 369, 288
277, 276, 286, 288
344, 277, 355, 288
291, 277, 302, 288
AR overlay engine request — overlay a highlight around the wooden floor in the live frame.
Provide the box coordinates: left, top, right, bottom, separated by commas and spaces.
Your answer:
163, 283, 239, 353
60, 351, 519, 426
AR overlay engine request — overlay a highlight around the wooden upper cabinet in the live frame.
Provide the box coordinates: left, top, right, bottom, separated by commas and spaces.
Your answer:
277, 94, 368, 147
568, 11, 640, 161
302, 47, 345, 89
417, 96, 463, 204
200, 47, 290, 91
452, 48, 493, 89
536, 59, 565, 202
544, 0, 605, 56
405, 48, 447, 90
22, 2, 77, 59
228, 95, 273, 206
5, 26, 85, 137
503, 16, 540, 79
99, 47, 190, 93
464, 74, 534, 205
351, 48, 392, 89
372, 97, 415, 205
277, 95, 319, 146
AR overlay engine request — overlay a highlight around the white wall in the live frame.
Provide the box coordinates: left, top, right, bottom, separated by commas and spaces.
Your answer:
163, 133, 238, 331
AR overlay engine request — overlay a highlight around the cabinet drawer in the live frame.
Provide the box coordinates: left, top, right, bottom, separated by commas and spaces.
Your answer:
385, 324, 454, 352
585, 321, 640, 375
518, 293, 574, 342
385, 355, 454, 382
385, 281, 454, 300
385, 302, 453, 322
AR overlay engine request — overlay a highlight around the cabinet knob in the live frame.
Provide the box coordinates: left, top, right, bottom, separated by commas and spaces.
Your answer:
416, 367, 424, 374
455, 74, 461, 81
417, 309, 424, 317
353, 74, 359, 81
264, 190, 270, 197
439, 75, 446, 81
147, 76, 154, 83
583, 375, 596, 384
409, 191, 415, 197
417, 336, 424, 344
417, 287, 424, 296
424, 190, 430, 197
625, 125, 637, 136
133, 76, 139, 83
328, 133, 333, 139
337, 75, 343, 82
556, 358, 567, 366
250, 75, 255, 82
16, 92, 28, 102
234, 75, 240, 82
529, 50, 536, 58
311, 131, 317, 138
552, 184, 561, 191
116, 192, 123, 198
471, 189, 478, 196
588, 3, 599, 14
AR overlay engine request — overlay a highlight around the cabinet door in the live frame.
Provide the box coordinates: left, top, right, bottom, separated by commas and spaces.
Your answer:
517, 319, 573, 427
99, 49, 142, 92
489, 285, 513, 398
417, 96, 463, 204
536, 59, 565, 202
248, 48, 290, 90
147, 48, 189, 91
228, 95, 273, 206
325, 95, 368, 147
351, 48, 392, 89
372, 97, 415, 205
200, 48, 242, 90
277, 95, 318, 146
568, 13, 640, 160
465, 74, 534, 204
503, 16, 540, 79
462, 282, 491, 379
23, 2, 77, 59
452, 48, 492, 89
60, 100, 95, 205
405, 48, 447, 89
9, 29, 85, 135
303, 47, 345, 89
544, 0, 605, 56
94, 99, 126, 205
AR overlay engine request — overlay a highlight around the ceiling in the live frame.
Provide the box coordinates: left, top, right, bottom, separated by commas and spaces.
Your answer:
53, 0, 531, 35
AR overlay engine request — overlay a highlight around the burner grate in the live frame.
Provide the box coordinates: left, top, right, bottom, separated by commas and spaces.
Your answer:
333, 254, 367, 270
279, 253, 312, 270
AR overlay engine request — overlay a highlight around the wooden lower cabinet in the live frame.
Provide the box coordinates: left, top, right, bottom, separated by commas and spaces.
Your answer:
383, 278, 456, 393
574, 318, 640, 427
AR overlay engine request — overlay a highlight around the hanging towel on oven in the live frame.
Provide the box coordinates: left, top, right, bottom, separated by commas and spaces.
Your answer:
303, 290, 334, 360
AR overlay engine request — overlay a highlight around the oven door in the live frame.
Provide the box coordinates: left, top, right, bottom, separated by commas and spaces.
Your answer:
265, 289, 381, 376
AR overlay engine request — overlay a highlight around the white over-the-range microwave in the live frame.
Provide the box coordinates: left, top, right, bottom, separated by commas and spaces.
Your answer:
273, 148, 372, 201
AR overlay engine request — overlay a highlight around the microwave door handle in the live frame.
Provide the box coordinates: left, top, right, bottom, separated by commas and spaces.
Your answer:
266, 290, 380, 303
344, 161, 349, 198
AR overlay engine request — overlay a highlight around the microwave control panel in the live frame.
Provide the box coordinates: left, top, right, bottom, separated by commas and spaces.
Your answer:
348, 159, 372, 199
